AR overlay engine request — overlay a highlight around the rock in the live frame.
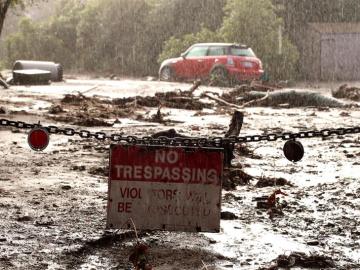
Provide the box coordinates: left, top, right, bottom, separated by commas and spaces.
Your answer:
255, 177, 292, 188
74, 117, 113, 127
339, 111, 350, 117
88, 166, 109, 176
71, 165, 86, 171
306, 240, 320, 246
256, 201, 269, 209
16, 215, 32, 222
35, 217, 55, 227
0, 107, 6, 114
222, 168, 253, 190
220, 211, 238, 220
61, 185, 72, 190
48, 105, 64, 114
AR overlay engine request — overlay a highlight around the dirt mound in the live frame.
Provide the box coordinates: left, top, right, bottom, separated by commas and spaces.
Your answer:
261, 252, 335, 269
223, 168, 253, 190
255, 177, 292, 188
332, 84, 360, 101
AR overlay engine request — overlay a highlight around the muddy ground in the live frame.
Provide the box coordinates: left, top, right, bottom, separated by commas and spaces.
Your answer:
0, 78, 359, 270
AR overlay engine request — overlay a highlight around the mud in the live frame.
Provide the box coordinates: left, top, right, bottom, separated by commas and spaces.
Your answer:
332, 84, 360, 101
0, 78, 359, 269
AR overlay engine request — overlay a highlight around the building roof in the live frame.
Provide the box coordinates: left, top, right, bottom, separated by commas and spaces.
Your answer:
309, 23, 360, 34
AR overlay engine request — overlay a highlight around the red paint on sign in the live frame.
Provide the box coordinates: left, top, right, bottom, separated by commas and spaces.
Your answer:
110, 145, 222, 185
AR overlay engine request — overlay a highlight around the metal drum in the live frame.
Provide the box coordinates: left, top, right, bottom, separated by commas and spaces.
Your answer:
13, 60, 63, 82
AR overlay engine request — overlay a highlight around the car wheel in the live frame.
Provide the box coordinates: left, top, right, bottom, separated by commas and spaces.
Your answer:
210, 67, 230, 86
160, 66, 174, 81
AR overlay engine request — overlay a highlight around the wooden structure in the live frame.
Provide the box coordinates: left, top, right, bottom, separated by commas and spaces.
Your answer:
302, 23, 360, 81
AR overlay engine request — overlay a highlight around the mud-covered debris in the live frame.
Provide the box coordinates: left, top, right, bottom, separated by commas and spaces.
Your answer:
223, 193, 242, 202
34, 216, 55, 227
113, 96, 158, 107
89, 166, 109, 176
306, 240, 320, 246
223, 168, 253, 190
16, 215, 32, 222
236, 144, 261, 159
267, 189, 287, 208
113, 91, 210, 110
152, 129, 187, 138
273, 252, 335, 268
74, 117, 113, 127
332, 84, 360, 101
0, 77, 9, 89
71, 165, 86, 171
255, 189, 288, 219
150, 107, 164, 123
339, 111, 350, 117
255, 177, 292, 188
61, 185, 72, 190
221, 211, 238, 220
0, 107, 6, 114
61, 93, 89, 104
129, 243, 153, 270
48, 105, 64, 114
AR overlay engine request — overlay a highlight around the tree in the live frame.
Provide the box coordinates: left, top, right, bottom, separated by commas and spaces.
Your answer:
159, 0, 299, 80
220, 0, 299, 80
5, 0, 82, 68
0, 0, 38, 38
158, 28, 221, 64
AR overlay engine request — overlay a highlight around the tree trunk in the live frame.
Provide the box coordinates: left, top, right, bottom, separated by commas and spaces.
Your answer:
0, 0, 12, 38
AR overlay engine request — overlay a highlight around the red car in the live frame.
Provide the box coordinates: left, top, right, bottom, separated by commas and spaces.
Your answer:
159, 43, 264, 84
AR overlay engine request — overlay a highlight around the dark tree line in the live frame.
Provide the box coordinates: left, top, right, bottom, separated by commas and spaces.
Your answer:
1, 0, 360, 80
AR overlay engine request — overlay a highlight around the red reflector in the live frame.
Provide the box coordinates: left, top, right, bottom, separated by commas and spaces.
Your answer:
28, 128, 49, 151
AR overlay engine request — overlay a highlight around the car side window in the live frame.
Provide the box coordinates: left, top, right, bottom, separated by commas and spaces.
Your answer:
207, 46, 227, 56
186, 46, 208, 57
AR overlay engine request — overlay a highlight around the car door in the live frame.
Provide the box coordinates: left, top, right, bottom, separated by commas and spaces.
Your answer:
181, 45, 209, 79
205, 46, 228, 74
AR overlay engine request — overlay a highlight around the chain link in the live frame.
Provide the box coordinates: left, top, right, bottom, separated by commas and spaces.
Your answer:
1, 118, 359, 147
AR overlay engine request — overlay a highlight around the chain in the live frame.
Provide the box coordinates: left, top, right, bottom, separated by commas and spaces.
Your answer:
1, 118, 360, 147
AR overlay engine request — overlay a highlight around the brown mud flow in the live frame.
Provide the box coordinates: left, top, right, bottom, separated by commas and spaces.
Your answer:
0, 79, 359, 269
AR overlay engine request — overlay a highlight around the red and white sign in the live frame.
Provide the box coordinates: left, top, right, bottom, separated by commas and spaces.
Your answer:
107, 145, 223, 232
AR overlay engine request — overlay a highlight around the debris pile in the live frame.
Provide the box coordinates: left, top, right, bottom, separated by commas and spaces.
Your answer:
48, 105, 65, 114
332, 84, 360, 101
129, 243, 152, 270
223, 168, 253, 190
255, 189, 288, 219
261, 252, 335, 269
255, 177, 292, 188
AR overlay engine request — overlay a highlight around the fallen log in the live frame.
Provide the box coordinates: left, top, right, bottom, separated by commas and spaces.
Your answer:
204, 91, 270, 109
203, 92, 244, 109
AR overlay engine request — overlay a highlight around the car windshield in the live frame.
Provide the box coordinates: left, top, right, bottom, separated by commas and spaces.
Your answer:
230, 47, 256, 57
